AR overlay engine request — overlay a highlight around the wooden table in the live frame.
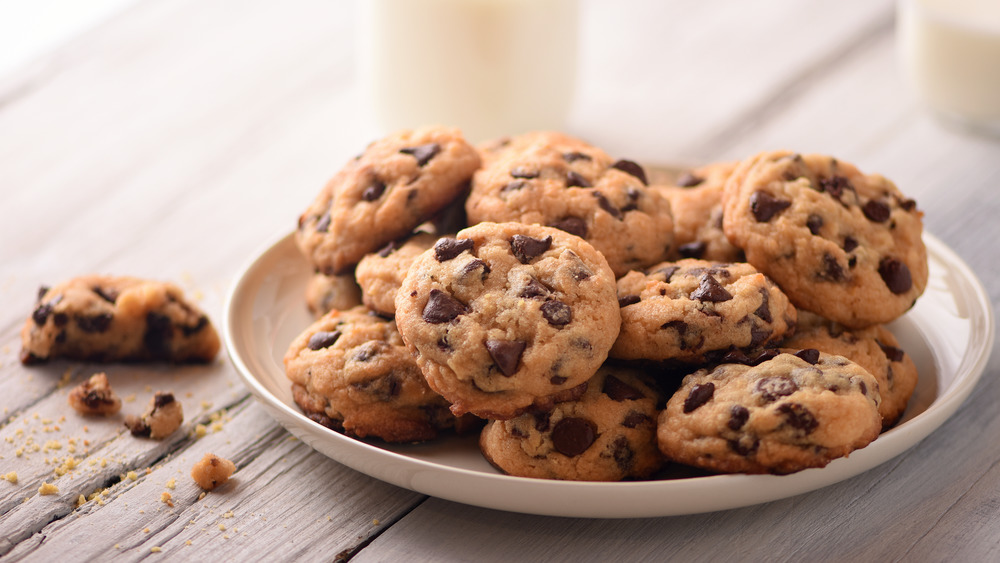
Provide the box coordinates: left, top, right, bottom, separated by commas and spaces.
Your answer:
2, 0, 998, 560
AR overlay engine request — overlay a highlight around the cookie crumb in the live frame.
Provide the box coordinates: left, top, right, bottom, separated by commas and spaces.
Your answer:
126, 470, 139, 481
165, 477, 176, 489
3, 471, 16, 484
125, 392, 183, 439
38, 482, 59, 495
161, 492, 174, 507
68, 373, 122, 416
150, 546, 162, 553
190, 453, 235, 490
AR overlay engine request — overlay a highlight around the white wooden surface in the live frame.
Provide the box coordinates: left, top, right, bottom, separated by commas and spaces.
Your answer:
1, 0, 999, 561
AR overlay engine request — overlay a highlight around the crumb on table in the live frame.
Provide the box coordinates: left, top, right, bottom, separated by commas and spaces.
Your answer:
190, 453, 236, 490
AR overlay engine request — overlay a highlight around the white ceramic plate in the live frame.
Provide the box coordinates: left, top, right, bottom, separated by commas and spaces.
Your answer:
224, 231, 993, 518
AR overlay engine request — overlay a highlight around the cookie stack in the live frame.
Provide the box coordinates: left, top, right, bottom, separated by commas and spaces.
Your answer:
283, 126, 926, 479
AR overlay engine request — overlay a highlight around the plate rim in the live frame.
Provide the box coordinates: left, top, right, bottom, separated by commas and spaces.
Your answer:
223, 229, 995, 518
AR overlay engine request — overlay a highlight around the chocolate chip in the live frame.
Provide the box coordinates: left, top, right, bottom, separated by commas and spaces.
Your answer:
806, 214, 823, 235
434, 237, 474, 262
622, 411, 652, 428
510, 167, 539, 179
550, 375, 567, 385
618, 295, 640, 307
316, 212, 331, 233
819, 175, 854, 203
93, 287, 119, 304
501, 180, 528, 193
53, 312, 68, 326
662, 319, 688, 334
611, 436, 635, 472
519, 278, 550, 299
679, 241, 707, 259
77, 313, 113, 333
683, 383, 715, 413
690, 274, 733, 303
749, 324, 770, 348
777, 402, 818, 433
32, 303, 53, 326
652, 266, 679, 282
843, 237, 859, 253
821, 253, 846, 282
593, 192, 622, 219
125, 415, 151, 437
377, 240, 398, 257
566, 171, 591, 188
750, 191, 791, 222
722, 349, 752, 365
534, 411, 551, 432
541, 300, 572, 326
509, 234, 552, 263
551, 417, 597, 456
863, 200, 891, 222
459, 258, 491, 281
486, 339, 526, 376
37, 286, 50, 301
307, 330, 342, 350
422, 289, 467, 323
879, 342, 905, 362
794, 348, 820, 364
754, 288, 772, 323
879, 257, 912, 294
603, 375, 645, 402
755, 377, 797, 402
144, 312, 173, 360
611, 159, 648, 185
362, 180, 386, 201
153, 392, 176, 408
351, 341, 381, 363
675, 172, 703, 187
549, 216, 588, 239
898, 197, 917, 211
751, 349, 780, 365
729, 436, 759, 457
728, 405, 750, 430
563, 151, 592, 163
399, 143, 440, 166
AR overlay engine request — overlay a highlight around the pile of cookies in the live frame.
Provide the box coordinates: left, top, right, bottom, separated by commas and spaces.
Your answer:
284, 126, 926, 479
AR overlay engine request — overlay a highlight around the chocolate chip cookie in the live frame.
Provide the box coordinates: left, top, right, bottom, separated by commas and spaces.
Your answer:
479, 366, 663, 481
355, 232, 438, 316
296, 126, 480, 274
465, 131, 674, 277
784, 311, 917, 429
612, 259, 796, 362
20, 275, 220, 364
394, 222, 621, 420
305, 272, 363, 318
657, 160, 745, 262
722, 151, 927, 328
657, 349, 882, 474
284, 306, 472, 442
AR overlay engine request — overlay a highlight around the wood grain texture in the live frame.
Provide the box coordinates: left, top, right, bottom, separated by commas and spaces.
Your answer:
1, 0, 998, 560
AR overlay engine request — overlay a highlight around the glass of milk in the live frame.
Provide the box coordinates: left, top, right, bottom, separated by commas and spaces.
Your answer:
897, 0, 1000, 136
357, 0, 579, 143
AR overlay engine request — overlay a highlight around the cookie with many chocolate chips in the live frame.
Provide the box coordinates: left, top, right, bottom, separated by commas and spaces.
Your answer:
479, 366, 663, 481
20, 275, 219, 364
296, 126, 480, 275
284, 306, 476, 442
394, 222, 621, 420
783, 311, 917, 429
304, 272, 363, 318
722, 151, 927, 328
657, 349, 882, 474
355, 232, 438, 316
465, 131, 674, 277
657, 160, 745, 262
612, 259, 796, 363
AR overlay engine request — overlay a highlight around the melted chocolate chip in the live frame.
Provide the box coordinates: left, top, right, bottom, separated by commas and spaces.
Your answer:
32, 303, 53, 326
622, 411, 652, 428
843, 237, 859, 253
754, 288, 772, 323
819, 175, 854, 202
618, 295, 640, 307
422, 289, 467, 323
144, 312, 173, 360
611, 159, 648, 185
434, 237, 474, 262
683, 382, 715, 413
691, 274, 733, 303
93, 287, 119, 304
662, 319, 688, 334
751, 349, 780, 365
755, 377, 797, 402
728, 405, 750, 430
750, 191, 791, 222
153, 392, 176, 408
509, 234, 552, 263
566, 171, 591, 188
510, 167, 539, 179
806, 214, 824, 235
486, 339, 526, 376
362, 180, 386, 201
729, 436, 759, 457
879, 257, 912, 294
399, 143, 440, 166
603, 375, 645, 402
563, 151, 592, 163
550, 375, 567, 385
549, 216, 588, 238
551, 417, 597, 456
794, 348, 820, 364
863, 200, 891, 222
879, 342, 905, 362
777, 402, 818, 433
541, 300, 572, 326
307, 330, 342, 350
675, 172, 703, 187
611, 436, 635, 472
534, 411, 551, 432
593, 192, 622, 219
749, 324, 770, 348
77, 313, 113, 333
679, 241, 707, 259
519, 278, 550, 299
821, 253, 846, 282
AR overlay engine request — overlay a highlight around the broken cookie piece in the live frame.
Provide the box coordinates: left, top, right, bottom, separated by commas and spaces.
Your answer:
190, 453, 236, 490
68, 372, 122, 416
125, 392, 184, 439
20, 274, 220, 364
